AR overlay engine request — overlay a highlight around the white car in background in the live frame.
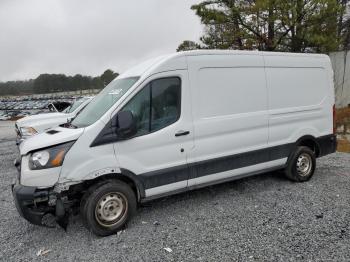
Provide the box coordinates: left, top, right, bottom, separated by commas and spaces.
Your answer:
15, 96, 93, 144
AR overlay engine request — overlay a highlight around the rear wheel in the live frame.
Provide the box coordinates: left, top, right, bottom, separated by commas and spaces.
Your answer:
80, 180, 136, 236
284, 146, 316, 182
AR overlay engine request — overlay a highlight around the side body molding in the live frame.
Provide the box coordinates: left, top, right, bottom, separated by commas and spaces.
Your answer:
120, 168, 146, 198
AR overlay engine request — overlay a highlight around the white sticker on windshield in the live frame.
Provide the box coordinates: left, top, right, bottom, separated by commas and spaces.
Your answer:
108, 89, 123, 95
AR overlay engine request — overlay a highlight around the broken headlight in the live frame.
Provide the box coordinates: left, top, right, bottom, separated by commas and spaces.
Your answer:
29, 141, 74, 170
20, 127, 37, 137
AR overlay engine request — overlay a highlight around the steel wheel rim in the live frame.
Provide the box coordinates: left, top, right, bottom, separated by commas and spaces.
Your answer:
296, 153, 312, 176
95, 192, 128, 227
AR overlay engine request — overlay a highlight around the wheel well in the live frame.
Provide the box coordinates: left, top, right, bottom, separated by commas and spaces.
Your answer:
297, 138, 320, 157
83, 173, 141, 202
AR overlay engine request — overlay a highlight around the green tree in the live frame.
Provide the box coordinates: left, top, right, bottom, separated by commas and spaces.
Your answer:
100, 69, 119, 87
338, 0, 350, 49
178, 0, 347, 53
177, 40, 202, 51
0, 69, 119, 96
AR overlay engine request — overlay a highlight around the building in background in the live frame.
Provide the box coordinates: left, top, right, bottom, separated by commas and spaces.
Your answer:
329, 51, 350, 108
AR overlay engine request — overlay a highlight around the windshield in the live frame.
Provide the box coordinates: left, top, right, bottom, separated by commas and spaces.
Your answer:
64, 98, 89, 114
71, 77, 139, 127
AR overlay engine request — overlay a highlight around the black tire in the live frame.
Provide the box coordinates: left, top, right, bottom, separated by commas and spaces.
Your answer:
80, 180, 109, 228
284, 146, 316, 182
80, 180, 137, 236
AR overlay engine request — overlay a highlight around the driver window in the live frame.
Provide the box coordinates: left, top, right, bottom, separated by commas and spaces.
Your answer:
122, 84, 150, 136
121, 77, 181, 136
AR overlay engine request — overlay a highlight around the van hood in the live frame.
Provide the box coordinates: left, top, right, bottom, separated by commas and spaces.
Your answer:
17, 112, 66, 128
19, 126, 84, 155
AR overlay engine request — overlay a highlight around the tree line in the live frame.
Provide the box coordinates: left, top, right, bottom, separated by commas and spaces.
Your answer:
0, 69, 118, 96
177, 0, 350, 53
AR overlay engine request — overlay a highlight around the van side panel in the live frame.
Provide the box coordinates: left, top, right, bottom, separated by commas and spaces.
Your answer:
187, 54, 269, 186
264, 54, 334, 148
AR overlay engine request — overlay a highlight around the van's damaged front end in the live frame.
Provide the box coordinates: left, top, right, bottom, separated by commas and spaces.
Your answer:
11, 127, 84, 229
11, 180, 82, 229
12, 184, 70, 228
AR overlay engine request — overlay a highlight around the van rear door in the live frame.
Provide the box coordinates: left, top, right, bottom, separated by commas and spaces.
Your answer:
264, 54, 332, 148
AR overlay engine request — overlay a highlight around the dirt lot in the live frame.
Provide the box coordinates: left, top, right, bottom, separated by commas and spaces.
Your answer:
0, 121, 350, 261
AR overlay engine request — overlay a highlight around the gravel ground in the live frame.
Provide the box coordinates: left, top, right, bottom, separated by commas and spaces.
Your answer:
0, 121, 349, 261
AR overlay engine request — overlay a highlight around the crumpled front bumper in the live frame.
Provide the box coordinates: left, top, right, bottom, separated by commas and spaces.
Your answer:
11, 184, 52, 226
12, 156, 71, 228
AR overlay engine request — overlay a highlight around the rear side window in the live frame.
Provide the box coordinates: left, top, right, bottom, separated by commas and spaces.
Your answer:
122, 77, 181, 136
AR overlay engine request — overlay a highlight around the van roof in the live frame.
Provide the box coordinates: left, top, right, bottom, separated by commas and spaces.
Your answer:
119, 50, 329, 79
179, 49, 328, 58
180, 50, 260, 56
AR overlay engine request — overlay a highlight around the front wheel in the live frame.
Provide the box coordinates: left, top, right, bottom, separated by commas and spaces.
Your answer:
284, 146, 316, 182
81, 180, 137, 236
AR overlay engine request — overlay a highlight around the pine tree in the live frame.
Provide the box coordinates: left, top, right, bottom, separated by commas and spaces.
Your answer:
178, 0, 347, 53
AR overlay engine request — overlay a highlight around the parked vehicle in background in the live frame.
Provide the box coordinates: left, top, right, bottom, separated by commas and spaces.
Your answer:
12, 50, 336, 236
15, 96, 93, 144
0, 111, 8, 120
48, 101, 72, 112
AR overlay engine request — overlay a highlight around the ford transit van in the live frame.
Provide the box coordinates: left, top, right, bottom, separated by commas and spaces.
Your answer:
12, 50, 336, 236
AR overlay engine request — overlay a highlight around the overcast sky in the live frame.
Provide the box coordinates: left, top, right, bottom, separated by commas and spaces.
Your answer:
0, 0, 202, 82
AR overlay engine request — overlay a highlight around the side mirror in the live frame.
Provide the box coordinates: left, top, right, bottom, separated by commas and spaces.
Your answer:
116, 110, 137, 139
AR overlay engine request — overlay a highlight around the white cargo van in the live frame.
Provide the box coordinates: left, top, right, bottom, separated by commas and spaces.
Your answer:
15, 97, 93, 144
12, 50, 336, 236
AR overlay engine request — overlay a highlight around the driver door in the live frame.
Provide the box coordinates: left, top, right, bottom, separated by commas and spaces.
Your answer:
113, 70, 194, 198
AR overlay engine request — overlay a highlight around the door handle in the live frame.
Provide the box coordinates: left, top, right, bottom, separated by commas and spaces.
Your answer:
175, 130, 190, 137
